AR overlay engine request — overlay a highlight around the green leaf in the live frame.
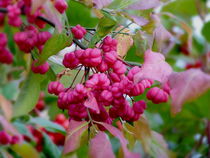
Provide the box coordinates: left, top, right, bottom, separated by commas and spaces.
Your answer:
66, 1, 98, 27
97, 13, 117, 37
89, 12, 117, 47
202, 21, 210, 43
42, 133, 61, 158
184, 90, 210, 119
162, 0, 197, 19
29, 117, 66, 135
38, 33, 72, 64
13, 72, 45, 117
108, 0, 138, 10
46, 67, 57, 81
13, 122, 34, 139
2, 81, 18, 100
11, 143, 40, 158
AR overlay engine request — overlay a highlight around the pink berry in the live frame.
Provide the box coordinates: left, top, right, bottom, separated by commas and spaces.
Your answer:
140, 79, 153, 89
0, 33, 7, 49
36, 31, 51, 46
104, 52, 117, 65
127, 66, 141, 81
97, 60, 108, 72
63, 52, 80, 69
48, 81, 65, 95
74, 49, 84, 59
100, 90, 113, 102
162, 82, 170, 94
0, 48, 13, 64
10, 135, 20, 145
31, 60, 49, 74
57, 92, 69, 109
7, 5, 22, 27
133, 100, 147, 114
71, 25, 87, 39
101, 36, 118, 52
0, 131, 11, 145
131, 83, 145, 96
146, 87, 169, 104
112, 60, 126, 75
54, 0, 68, 14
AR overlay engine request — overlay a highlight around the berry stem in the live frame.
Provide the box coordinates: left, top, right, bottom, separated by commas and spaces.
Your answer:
70, 66, 83, 88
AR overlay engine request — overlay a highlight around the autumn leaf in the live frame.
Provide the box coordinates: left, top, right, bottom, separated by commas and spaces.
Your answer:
89, 132, 115, 158
63, 120, 89, 155
125, 117, 174, 158
134, 49, 172, 83
84, 92, 100, 114
115, 27, 133, 58
169, 69, 210, 114
100, 123, 141, 158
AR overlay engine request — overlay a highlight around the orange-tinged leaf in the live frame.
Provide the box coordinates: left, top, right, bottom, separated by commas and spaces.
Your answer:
0, 95, 13, 120
125, 117, 174, 158
115, 27, 133, 58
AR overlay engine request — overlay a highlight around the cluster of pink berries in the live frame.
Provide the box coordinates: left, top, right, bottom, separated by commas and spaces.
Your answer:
14, 26, 51, 74
14, 25, 51, 53
0, 33, 13, 64
0, 0, 68, 28
47, 25, 170, 130
0, 130, 21, 145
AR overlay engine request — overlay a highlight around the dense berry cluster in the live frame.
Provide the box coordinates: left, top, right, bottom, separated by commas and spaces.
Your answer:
14, 26, 51, 74
0, 0, 68, 28
14, 26, 51, 53
48, 30, 170, 130
0, 130, 21, 145
0, 33, 13, 64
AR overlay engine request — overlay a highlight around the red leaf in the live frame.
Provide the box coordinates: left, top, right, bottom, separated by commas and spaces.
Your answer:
84, 92, 100, 114
127, 0, 160, 10
89, 132, 115, 158
169, 69, 210, 114
93, 0, 113, 9
134, 49, 172, 83
63, 120, 88, 154
101, 123, 141, 158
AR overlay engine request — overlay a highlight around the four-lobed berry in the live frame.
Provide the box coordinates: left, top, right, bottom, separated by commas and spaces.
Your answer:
31, 60, 49, 74
71, 25, 87, 39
